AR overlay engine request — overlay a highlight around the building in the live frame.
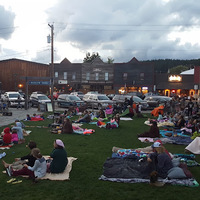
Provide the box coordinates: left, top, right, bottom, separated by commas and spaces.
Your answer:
155, 66, 200, 97
0, 59, 50, 94
53, 58, 82, 93
113, 58, 155, 94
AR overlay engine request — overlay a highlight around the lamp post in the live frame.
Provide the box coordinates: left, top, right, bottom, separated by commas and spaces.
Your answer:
48, 23, 55, 112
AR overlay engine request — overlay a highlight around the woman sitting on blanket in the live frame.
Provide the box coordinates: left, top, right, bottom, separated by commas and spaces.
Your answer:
75, 110, 91, 123
47, 139, 68, 174
52, 118, 73, 134
138, 121, 160, 138
2, 141, 37, 170
97, 109, 106, 119
147, 141, 173, 179
5, 148, 47, 181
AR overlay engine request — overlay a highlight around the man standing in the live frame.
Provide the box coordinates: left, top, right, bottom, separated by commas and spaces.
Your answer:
17, 95, 22, 109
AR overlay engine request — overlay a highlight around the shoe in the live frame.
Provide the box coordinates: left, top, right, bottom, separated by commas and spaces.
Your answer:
12, 180, 22, 184
6, 166, 12, 177
7, 178, 16, 183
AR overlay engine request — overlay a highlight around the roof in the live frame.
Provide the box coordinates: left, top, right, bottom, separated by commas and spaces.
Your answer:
180, 69, 194, 75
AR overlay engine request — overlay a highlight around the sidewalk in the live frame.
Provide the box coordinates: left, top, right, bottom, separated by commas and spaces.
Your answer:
0, 107, 43, 127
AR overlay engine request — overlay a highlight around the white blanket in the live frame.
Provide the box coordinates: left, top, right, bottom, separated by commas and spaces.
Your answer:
41, 157, 77, 181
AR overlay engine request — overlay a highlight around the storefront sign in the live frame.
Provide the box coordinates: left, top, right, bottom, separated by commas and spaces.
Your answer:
168, 75, 182, 82
58, 80, 68, 84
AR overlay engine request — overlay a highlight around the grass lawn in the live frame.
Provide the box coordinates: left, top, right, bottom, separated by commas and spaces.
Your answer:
0, 114, 200, 200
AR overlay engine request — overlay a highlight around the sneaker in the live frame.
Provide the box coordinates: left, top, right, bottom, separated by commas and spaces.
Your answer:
6, 166, 12, 177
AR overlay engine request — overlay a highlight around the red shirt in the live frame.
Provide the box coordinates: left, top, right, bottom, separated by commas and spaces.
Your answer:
3, 133, 12, 144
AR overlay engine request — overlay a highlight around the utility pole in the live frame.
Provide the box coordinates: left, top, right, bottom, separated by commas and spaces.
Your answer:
48, 23, 55, 112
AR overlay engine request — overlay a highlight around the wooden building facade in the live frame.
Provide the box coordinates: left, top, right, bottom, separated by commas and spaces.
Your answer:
0, 59, 50, 94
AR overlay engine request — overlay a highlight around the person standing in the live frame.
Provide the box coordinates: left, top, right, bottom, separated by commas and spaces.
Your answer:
17, 95, 22, 109
187, 99, 194, 116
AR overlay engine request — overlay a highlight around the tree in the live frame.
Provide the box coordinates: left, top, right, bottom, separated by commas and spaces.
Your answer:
107, 57, 114, 64
83, 52, 100, 63
169, 65, 190, 74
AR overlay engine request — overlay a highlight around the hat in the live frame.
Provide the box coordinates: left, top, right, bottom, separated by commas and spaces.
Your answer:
55, 139, 65, 148
152, 141, 161, 148
4, 127, 10, 134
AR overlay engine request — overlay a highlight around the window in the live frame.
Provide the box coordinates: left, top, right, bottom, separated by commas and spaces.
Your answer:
72, 72, 76, 80
105, 72, 109, 81
123, 73, 127, 80
86, 72, 90, 81
95, 73, 99, 81
55, 72, 58, 78
64, 72, 67, 80
140, 72, 144, 81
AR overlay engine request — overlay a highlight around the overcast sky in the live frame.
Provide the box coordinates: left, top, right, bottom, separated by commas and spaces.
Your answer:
1, 0, 200, 64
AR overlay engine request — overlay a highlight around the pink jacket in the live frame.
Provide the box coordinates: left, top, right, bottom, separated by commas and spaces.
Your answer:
11, 133, 18, 142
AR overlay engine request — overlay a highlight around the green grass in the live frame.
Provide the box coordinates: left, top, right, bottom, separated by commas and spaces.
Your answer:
0, 115, 200, 200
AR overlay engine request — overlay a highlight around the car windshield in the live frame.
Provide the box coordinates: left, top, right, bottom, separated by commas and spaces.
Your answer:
9, 94, 19, 98
98, 96, 110, 100
69, 96, 81, 100
38, 95, 49, 100
132, 96, 142, 102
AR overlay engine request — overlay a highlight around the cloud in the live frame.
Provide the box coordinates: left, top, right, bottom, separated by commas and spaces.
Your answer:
0, 5, 15, 40
44, 0, 200, 62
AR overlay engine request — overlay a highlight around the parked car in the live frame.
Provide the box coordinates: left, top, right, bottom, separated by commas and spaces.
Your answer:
127, 92, 145, 99
83, 94, 113, 109
112, 94, 149, 110
144, 95, 172, 108
70, 91, 84, 100
30, 92, 51, 107
57, 94, 86, 108
2, 91, 25, 107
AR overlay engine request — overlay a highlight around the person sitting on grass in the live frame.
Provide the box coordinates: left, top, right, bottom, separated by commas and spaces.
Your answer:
75, 110, 91, 123
2, 141, 37, 170
147, 141, 173, 179
11, 129, 19, 144
5, 148, 47, 182
51, 118, 73, 134
11, 120, 25, 144
138, 121, 160, 138
0, 127, 12, 146
46, 139, 68, 174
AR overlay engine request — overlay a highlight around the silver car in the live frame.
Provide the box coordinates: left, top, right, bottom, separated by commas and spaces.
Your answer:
84, 94, 113, 109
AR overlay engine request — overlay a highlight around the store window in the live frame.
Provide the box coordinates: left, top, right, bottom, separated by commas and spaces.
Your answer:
95, 73, 99, 80
63, 72, 67, 80
123, 73, 127, 80
72, 72, 76, 80
86, 72, 90, 81
140, 72, 144, 81
55, 72, 58, 78
105, 72, 109, 81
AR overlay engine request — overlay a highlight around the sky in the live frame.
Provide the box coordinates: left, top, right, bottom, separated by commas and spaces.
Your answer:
1, 0, 200, 64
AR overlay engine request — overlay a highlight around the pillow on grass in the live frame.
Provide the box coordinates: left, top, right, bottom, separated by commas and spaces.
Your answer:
167, 167, 187, 179
172, 157, 181, 167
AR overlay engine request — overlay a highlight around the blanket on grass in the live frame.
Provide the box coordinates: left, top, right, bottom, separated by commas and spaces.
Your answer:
138, 136, 193, 145
99, 175, 199, 187
0, 144, 13, 150
99, 157, 199, 187
41, 157, 77, 181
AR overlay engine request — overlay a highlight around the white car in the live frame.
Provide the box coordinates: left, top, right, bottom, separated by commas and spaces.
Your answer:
2, 91, 25, 107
